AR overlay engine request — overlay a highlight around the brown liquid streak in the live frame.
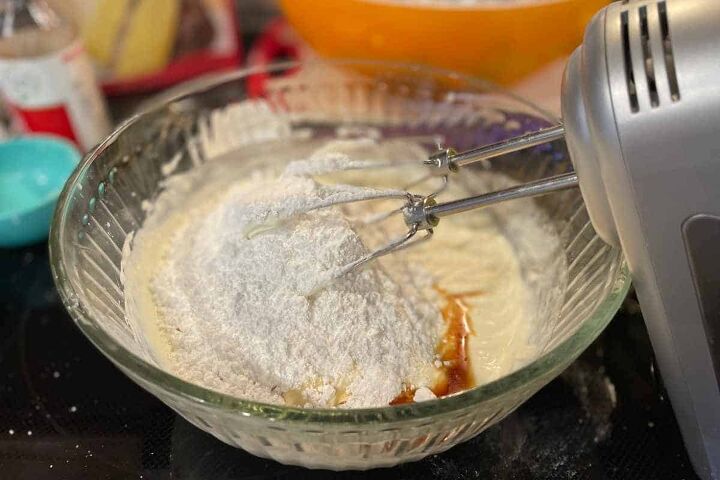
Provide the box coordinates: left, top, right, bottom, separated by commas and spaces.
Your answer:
389, 388, 415, 406
390, 287, 481, 405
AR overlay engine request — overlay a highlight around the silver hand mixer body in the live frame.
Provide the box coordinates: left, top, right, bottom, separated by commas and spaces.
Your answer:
562, 2, 720, 478
436, 0, 719, 477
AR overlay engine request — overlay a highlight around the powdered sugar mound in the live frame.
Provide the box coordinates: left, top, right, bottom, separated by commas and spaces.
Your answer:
129, 152, 443, 408
282, 151, 394, 177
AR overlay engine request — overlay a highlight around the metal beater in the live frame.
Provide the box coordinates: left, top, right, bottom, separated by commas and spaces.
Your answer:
325, 125, 577, 279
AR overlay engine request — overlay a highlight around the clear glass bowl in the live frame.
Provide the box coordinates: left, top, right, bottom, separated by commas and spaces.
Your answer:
50, 60, 630, 470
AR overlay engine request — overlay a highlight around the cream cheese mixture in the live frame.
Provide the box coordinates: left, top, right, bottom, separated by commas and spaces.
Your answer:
123, 138, 556, 409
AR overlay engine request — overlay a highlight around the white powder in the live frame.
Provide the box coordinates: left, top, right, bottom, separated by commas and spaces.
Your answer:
282, 150, 398, 178
413, 387, 437, 402
126, 153, 443, 408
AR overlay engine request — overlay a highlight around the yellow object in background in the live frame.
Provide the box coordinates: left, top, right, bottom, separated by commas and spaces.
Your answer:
115, 0, 180, 79
80, 0, 180, 80
280, 0, 609, 86
82, 0, 131, 68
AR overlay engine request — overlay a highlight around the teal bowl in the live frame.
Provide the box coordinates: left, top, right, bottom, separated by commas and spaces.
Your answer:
0, 136, 81, 248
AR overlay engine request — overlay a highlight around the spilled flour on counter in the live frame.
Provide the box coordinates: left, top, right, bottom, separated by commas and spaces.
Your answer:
123, 137, 561, 408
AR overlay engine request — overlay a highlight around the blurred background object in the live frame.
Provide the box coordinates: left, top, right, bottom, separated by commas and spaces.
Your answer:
77, 0, 243, 95
0, 0, 111, 151
236, 0, 280, 36
244, 15, 564, 116
279, 0, 608, 87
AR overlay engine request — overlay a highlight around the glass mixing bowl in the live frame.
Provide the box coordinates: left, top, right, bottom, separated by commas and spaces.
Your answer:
50, 60, 630, 470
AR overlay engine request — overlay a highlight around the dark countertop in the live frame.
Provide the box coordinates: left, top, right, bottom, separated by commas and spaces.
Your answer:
0, 243, 699, 479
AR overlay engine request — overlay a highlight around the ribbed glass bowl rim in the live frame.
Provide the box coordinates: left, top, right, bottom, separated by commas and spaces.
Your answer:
50, 60, 631, 424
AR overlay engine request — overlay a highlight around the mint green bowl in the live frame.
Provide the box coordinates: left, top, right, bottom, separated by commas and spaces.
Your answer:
0, 136, 80, 247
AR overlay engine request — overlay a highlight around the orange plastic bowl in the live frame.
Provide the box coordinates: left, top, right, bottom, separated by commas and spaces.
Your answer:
280, 0, 608, 86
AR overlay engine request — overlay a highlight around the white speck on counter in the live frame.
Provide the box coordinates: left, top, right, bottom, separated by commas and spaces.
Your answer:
52, 371, 60, 378
8, 429, 14, 435
69, 406, 77, 413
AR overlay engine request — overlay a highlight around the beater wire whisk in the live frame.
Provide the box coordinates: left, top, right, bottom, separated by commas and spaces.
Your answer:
308, 124, 578, 280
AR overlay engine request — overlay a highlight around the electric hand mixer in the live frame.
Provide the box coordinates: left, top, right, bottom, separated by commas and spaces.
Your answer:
308, 0, 720, 477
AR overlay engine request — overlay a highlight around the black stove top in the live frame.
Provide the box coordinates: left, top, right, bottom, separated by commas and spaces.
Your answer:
0, 244, 699, 479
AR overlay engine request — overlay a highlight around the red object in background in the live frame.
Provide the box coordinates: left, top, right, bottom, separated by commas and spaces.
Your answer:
246, 19, 302, 98
101, 0, 243, 96
103, 50, 241, 97
8, 103, 80, 146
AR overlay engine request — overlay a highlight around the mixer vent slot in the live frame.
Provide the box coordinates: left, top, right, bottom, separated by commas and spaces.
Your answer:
620, 11, 639, 112
658, 1, 681, 101
639, 6, 659, 107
